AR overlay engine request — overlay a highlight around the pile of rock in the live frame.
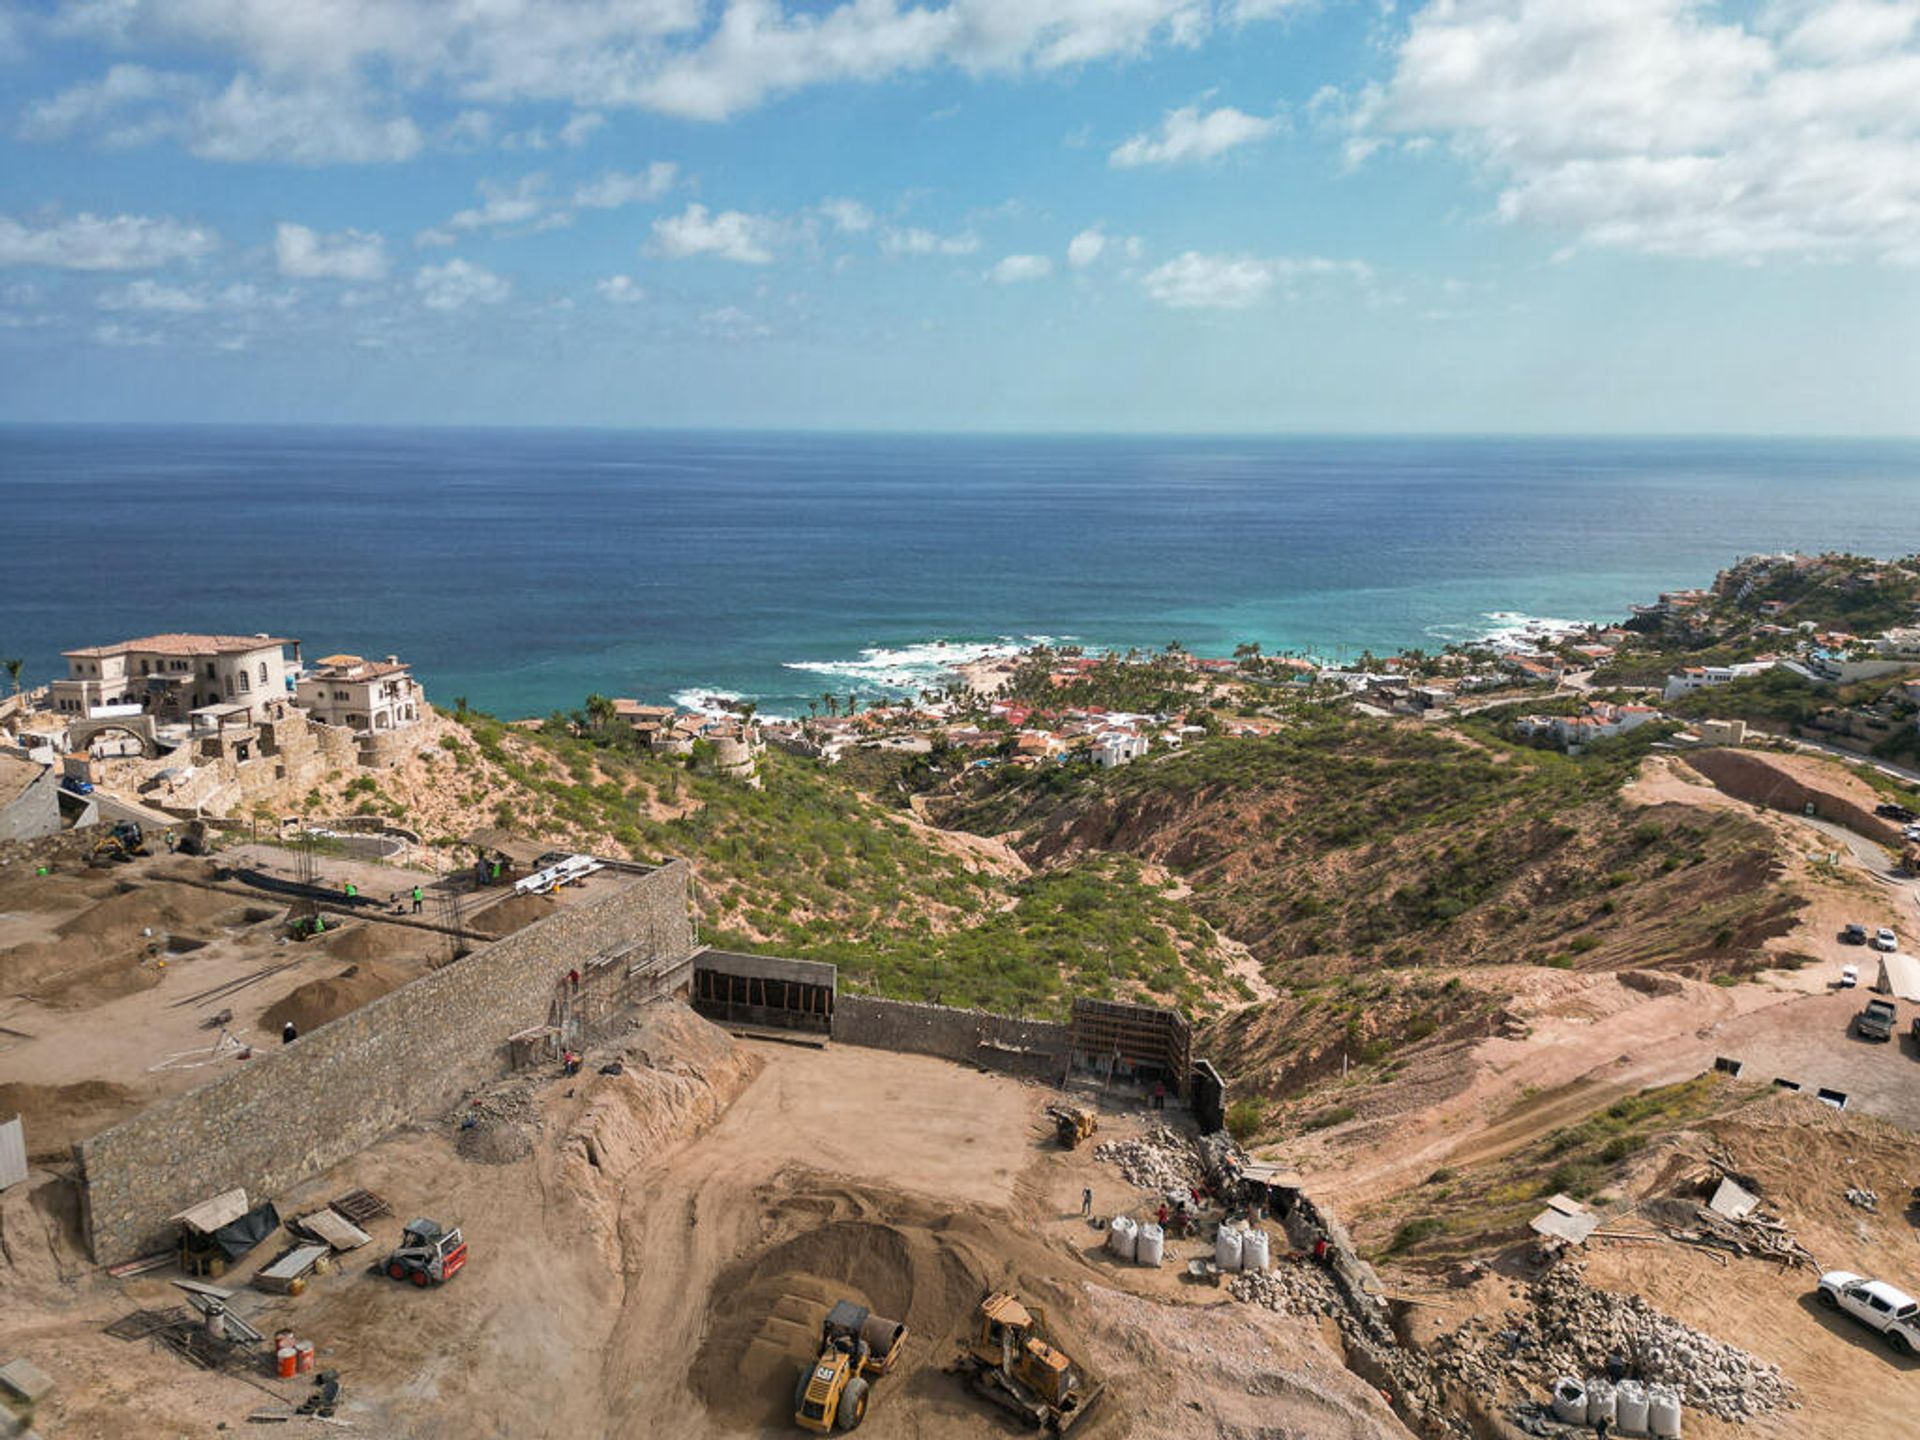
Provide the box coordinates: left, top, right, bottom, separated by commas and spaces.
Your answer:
1433, 1265, 1796, 1424
1094, 1124, 1203, 1191
452, 1083, 541, 1165
1228, 1262, 1342, 1319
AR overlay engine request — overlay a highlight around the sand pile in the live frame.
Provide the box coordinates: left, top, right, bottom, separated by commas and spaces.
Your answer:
259, 961, 404, 1035
0, 1079, 141, 1157
54, 882, 232, 940
690, 1187, 1102, 1436
467, 892, 555, 937
323, 922, 433, 965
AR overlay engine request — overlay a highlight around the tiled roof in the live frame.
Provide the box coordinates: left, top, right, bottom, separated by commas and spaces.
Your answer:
64, 633, 293, 659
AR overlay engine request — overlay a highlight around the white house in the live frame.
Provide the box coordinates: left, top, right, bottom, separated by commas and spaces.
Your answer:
1662, 661, 1774, 701
1090, 731, 1150, 768
296, 654, 426, 736
53, 633, 299, 723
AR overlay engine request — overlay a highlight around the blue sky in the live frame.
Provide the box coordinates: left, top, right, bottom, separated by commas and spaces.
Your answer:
1, 0, 1917, 433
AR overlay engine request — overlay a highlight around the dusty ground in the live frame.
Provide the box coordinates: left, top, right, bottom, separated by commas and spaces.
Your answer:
0, 1012, 1412, 1440
0, 846, 578, 1157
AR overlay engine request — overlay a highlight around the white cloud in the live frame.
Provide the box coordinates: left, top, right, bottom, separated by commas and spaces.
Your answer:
0, 211, 218, 270
572, 162, 678, 209
817, 198, 874, 234
414, 227, 456, 248
1109, 104, 1280, 168
652, 203, 778, 263
700, 304, 772, 340
1066, 226, 1106, 267
25, 0, 1260, 140
23, 64, 423, 164
1141, 251, 1372, 309
451, 173, 553, 230
93, 321, 164, 347
596, 274, 647, 303
275, 221, 387, 279
987, 253, 1052, 283
880, 225, 980, 256
415, 258, 510, 310
97, 279, 208, 312
1353, 0, 1920, 264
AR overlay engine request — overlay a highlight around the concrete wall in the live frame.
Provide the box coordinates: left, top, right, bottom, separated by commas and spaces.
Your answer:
75, 861, 694, 1264
0, 763, 60, 843
1682, 748, 1902, 847
833, 995, 1070, 1081
0, 817, 105, 872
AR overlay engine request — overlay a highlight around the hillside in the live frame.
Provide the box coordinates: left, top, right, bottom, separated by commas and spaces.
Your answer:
287, 709, 1239, 1019
937, 713, 1801, 986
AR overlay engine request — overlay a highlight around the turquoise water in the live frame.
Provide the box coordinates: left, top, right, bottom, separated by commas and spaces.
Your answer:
1, 427, 1915, 717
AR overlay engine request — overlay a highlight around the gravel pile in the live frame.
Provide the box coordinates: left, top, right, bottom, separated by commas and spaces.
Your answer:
452, 1085, 540, 1165
1227, 1262, 1343, 1319
1094, 1124, 1204, 1191
1433, 1265, 1797, 1424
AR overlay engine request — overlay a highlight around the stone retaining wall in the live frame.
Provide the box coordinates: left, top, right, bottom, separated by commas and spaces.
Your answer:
832, 995, 1070, 1081
76, 860, 694, 1264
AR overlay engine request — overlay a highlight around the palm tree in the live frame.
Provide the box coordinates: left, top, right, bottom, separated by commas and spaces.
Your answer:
807, 700, 818, 720
583, 692, 617, 731
1, 658, 21, 696
822, 692, 838, 717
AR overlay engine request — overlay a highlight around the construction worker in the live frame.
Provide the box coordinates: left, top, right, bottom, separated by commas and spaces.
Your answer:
343, 880, 357, 900
282, 1020, 298, 1045
164, 829, 176, 853
411, 885, 423, 913
1080, 1187, 1092, 1218
563, 1049, 582, 1077
1152, 1080, 1166, 1111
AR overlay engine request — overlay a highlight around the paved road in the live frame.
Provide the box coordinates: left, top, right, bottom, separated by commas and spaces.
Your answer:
1787, 735, 1920, 790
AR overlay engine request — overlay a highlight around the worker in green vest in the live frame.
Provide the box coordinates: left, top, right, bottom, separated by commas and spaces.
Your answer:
411, 885, 424, 913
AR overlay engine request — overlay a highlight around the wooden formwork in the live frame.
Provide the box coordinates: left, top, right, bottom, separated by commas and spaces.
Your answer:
1069, 998, 1191, 1094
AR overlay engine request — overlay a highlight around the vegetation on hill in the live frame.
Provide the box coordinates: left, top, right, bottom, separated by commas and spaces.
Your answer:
326, 708, 1240, 1019
938, 713, 1795, 987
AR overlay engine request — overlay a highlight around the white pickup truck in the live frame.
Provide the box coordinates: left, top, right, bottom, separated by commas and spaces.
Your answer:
1816, 1271, 1920, 1354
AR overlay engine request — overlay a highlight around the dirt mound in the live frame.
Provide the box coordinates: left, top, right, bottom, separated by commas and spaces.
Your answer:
54, 881, 234, 940
0, 1079, 141, 1157
0, 866, 122, 914
467, 892, 555, 937
690, 1189, 1099, 1436
0, 937, 163, 1008
259, 961, 404, 1035
323, 922, 433, 965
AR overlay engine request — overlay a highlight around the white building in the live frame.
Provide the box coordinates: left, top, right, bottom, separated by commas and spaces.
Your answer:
53, 633, 298, 723
1090, 731, 1151, 768
295, 655, 425, 736
1662, 661, 1774, 701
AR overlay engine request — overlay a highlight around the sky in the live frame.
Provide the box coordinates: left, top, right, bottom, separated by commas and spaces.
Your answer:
1, 0, 1917, 434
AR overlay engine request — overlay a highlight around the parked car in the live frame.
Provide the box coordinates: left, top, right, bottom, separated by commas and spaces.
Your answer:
1816, 1271, 1920, 1355
1841, 964, 1859, 988
1873, 928, 1900, 953
1842, 923, 1870, 945
1877, 802, 1918, 823
59, 776, 94, 795
1856, 998, 1898, 1042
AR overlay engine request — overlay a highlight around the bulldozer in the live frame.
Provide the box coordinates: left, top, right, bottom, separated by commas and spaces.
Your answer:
794, 1299, 907, 1433
1047, 1104, 1097, 1150
952, 1290, 1102, 1433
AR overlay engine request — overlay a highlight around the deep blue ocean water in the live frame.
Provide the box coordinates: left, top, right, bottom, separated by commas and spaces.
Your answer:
1, 427, 1916, 718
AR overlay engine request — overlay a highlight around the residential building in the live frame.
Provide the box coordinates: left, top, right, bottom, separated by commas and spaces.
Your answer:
1090, 732, 1150, 768
1662, 661, 1774, 700
53, 633, 299, 723
295, 654, 425, 736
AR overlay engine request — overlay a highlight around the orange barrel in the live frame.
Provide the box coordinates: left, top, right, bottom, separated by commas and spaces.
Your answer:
276, 1347, 298, 1379
274, 1329, 296, 1353
295, 1341, 315, 1374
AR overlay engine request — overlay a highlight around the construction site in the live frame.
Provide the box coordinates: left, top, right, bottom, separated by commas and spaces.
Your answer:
3, 739, 1920, 1440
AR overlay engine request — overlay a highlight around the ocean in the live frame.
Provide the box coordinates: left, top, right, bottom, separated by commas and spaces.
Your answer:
1, 427, 1916, 718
